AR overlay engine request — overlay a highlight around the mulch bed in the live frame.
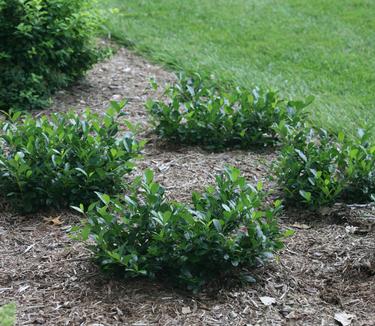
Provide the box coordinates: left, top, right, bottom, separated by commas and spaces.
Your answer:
1, 47, 374, 326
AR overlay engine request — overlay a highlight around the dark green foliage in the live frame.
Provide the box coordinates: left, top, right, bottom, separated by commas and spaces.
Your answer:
341, 128, 375, 202
147, 73, 312, 151
76, 167, 284, 291
274, 122, 346, 208
0, 102, 142, 213
274, 121, 375, 209
0, 0, 101, 111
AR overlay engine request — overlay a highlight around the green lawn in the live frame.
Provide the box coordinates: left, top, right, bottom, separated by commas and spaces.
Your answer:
0, 303, 16, 326
101, 0, 375, 133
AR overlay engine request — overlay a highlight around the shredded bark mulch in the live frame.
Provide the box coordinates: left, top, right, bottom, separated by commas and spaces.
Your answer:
1, 48, 374, 325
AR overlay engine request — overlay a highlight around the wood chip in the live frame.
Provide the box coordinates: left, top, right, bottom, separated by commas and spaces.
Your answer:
259, 296, 276, 306
181, 306, 191, 314
334, 312, 355, 326
291, 223, 311, 230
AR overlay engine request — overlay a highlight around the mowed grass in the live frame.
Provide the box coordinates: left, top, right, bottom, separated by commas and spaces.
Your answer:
101, 0, 375, 133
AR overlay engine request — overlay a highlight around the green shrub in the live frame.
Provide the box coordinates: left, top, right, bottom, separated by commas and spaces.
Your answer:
75, 167, 285, 291
341, 128, 375, 202
274, 121, 375, 208
0, 102, 142, 213
0, 303, 16, 326
274, 122, 346, 208
0, 0, 101, 111
147, 74, 312, 151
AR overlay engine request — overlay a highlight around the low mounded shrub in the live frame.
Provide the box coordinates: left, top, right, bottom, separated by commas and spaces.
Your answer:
0, 102, 142, 213
274, 120, 375, 209
341, 128, 375, 202
147, 73, 312, 151
0, 0, 102, 111
75, 167, 285, 291
274, 122, 346, 208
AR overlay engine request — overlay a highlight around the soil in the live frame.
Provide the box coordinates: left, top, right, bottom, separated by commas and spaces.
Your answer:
1, 47, 374, 326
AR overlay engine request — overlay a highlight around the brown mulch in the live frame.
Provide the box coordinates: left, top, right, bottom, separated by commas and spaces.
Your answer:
1, 47, 375, 326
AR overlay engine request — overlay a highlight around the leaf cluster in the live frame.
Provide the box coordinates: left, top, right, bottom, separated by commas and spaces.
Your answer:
147, 73, 312, 151
0, 102, 142, 212
274, 121, 375, 208
76, 167, 284, 291
0, 0, 102, 111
